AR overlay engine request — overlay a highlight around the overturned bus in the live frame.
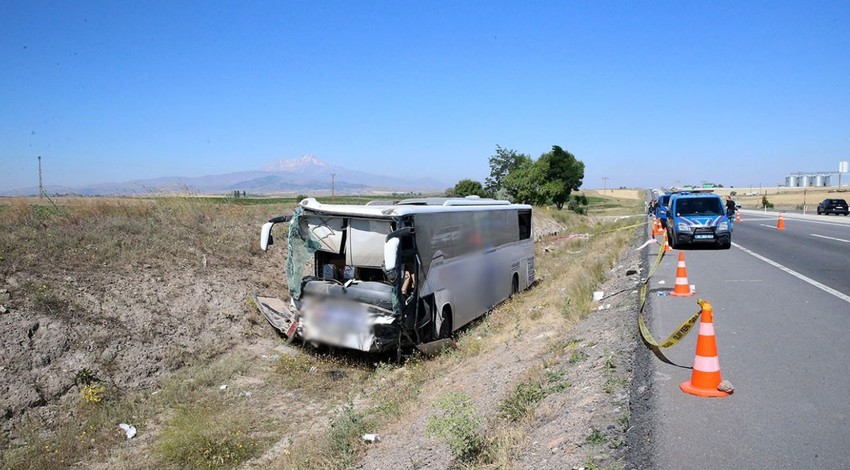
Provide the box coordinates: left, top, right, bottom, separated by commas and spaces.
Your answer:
255, 197, 534, 354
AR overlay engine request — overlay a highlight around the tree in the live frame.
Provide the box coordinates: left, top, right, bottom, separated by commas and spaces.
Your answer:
501, 158, 549, 206
485, 146, 530, 193
448, 179, 488, 198
538, 145, 584, 210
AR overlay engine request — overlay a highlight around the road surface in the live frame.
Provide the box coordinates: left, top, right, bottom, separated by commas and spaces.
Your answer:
632, 210, 850, 469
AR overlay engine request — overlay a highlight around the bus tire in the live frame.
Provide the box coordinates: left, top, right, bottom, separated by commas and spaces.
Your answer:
438, 306, 453, 340
511, 273, 519, 296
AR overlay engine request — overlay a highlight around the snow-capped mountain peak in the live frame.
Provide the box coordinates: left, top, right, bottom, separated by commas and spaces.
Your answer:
263, 155, 328, 172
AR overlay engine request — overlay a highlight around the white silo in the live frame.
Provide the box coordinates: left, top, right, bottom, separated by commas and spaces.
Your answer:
786, 175, 797, 187
814, 174, 827, 187
800, 175, 812, 187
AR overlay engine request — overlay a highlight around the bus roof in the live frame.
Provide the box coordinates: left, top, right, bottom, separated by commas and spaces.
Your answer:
297, 197, 532, 218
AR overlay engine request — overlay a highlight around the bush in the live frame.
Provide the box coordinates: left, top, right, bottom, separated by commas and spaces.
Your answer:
425, 392, 483, 462
498, 382, 546, 422
157, 404, 260, 469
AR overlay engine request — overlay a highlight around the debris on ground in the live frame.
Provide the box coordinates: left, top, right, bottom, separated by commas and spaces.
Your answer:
118, 423, 137, 439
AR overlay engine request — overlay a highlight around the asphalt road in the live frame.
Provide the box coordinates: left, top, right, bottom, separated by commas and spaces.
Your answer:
638, 211, 850, 469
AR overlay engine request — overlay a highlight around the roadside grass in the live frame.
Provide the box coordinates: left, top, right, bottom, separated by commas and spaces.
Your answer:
0, 197, 294, 283
1, 192, 640, 469
1, 353, 274, 470
272, 198, 640, 468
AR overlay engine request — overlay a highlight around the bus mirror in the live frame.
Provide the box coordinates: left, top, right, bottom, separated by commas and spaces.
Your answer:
384, 238, 400, 271
260, 222, 275, 251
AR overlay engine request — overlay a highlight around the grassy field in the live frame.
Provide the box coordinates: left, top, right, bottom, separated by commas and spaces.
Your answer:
709, 187, 849, 210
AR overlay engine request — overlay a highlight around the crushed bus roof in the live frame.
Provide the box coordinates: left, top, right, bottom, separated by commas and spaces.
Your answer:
296, 197, 531, 218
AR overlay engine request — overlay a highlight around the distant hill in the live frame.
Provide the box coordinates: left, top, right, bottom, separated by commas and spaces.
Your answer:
1, 155, 450, 196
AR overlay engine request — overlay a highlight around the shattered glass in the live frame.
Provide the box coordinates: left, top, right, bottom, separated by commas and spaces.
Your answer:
286, 206, 321, 300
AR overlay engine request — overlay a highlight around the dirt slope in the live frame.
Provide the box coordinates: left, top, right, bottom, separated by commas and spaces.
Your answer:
354, 237, 641, 469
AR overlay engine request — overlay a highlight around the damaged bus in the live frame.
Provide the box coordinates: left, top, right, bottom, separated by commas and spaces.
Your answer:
254, 197, 534, 354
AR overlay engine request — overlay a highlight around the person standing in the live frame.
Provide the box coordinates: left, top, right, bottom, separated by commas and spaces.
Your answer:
725, 195, 737, 230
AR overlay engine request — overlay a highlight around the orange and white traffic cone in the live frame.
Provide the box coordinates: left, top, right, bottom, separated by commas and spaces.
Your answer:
663, 235, 672, 253
680, 300, 731, 398
653, 218, 662, 236
735, 211, 741, 222
777, 213, 785, 231
670, 251, 693, 296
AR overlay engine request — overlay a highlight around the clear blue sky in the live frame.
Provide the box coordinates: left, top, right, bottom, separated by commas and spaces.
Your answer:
2, 1, 849, 191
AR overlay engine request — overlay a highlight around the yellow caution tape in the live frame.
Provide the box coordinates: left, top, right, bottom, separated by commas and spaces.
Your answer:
636, 230, 703, 349
639, 309, 701, 349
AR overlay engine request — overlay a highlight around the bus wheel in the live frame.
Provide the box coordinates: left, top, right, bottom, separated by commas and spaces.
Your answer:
438, 306, 453, 340
511, 274, 519, 296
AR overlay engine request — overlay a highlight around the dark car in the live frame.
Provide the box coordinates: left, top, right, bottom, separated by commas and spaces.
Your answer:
816, 198, 849, 216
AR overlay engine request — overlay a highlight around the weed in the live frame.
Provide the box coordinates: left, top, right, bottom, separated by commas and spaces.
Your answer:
324, 402, 367, 468
498, 368, 571, 422
425, 392, 483, 462
603, 377, 628, 394
81, 383, 106, 404
568, 349, 589, 364
586, 428, 607, 445
602, 353, 627, 393
619, 409, 630, 430
157, 403, 261, 469
498, 381, 547, 422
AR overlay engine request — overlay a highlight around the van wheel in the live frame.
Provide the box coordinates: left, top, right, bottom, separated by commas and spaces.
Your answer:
511, 274, 519, 297
438, 306, 453, 340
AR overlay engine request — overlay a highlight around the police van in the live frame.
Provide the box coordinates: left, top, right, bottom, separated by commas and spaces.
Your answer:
665, 192, 731, 249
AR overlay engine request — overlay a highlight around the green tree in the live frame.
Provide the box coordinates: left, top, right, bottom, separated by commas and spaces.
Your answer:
502, 158, 549, 206
447, 179, 488, 198
538, 145, 584, 210
485, 146, 530, 193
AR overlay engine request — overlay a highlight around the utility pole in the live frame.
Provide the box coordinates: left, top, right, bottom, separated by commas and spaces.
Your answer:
331, 173, 336, 197
602, 176, 609, 193
38, 156, 44, 199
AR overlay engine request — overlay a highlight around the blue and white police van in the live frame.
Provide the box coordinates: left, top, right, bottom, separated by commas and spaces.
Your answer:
665, 191, 731, 249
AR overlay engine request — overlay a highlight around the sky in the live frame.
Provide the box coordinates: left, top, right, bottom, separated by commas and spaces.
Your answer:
2, 1, 850, 192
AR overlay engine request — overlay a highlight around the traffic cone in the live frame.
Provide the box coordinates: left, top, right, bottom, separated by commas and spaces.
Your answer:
735, 211, 741, 222
663, 235, 672, 253
653, 218, 663, 236
776, 213, 785, 231
680, 300, 731, 398
670, 251, 693, 296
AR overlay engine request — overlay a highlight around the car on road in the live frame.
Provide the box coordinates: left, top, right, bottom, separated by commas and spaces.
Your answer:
816, 198, 849, 216
666, 192, 731, 249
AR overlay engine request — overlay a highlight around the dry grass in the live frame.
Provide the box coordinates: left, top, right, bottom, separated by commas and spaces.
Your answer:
269, 197, 642, 469
1, 194, 642, 470
0, 197, 294, 278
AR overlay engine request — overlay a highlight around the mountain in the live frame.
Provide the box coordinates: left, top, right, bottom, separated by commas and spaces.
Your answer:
1, 155, 450, 197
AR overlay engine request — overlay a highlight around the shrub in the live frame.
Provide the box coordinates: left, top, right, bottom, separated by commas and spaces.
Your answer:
81, 384, 106, 404
157, 404, 260, 469
498, 382, 547, 422
425, 392, 483, 462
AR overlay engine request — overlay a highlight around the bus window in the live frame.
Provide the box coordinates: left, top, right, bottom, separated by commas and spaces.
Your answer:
518, 210, 531, 240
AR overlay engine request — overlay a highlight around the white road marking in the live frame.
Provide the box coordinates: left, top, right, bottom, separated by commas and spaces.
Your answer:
811, 233, 850, 243
732, 242, 850, 305
758, 224, 779, 229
